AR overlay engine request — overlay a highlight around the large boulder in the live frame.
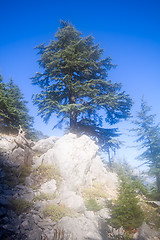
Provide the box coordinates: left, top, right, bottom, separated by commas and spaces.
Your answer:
59, 190, 85, 212
36, 133, 118, 197
32, 136, 58, 154
133, 222, 160, 240
58, 216, 105, 240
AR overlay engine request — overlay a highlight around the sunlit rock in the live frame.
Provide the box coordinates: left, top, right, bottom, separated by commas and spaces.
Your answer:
59, 190, 85, 212
37, 133, 118, 198
39, 179, 56, 194
32, 136, 58, 154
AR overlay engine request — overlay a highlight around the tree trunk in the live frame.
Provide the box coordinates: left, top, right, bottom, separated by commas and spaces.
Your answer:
70, 111, 77, 133
69, 95, 77, 133
156, 174, 160, 193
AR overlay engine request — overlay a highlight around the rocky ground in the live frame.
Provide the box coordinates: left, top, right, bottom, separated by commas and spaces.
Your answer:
0, 133, 160, 240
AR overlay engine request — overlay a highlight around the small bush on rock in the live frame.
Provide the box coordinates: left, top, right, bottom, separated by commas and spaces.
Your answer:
16, 164, 32, 184
32, 163, 61, 186
43, 204, 73, 221
85, 198, 103, 212
10, 198, 33, 214
83, 182, 108, 200
33, 192, 57, 201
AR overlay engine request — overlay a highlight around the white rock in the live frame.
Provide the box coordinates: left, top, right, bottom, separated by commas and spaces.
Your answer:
39, 179, 56, 194
38, 133, 118, 197
32, 136, 58, 154
59, 191, 85, 212
58, 216, 103, 240
98, 208, 111, 219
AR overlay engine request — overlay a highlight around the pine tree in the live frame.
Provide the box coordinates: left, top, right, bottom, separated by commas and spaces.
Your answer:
110, 173, 144, 231
0, 75, 8, 126
133, 98, 160, 196
32, 20, 132, 152
0, 76, 34, 136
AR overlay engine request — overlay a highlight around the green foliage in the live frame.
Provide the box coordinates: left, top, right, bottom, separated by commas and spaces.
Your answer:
33, 192, 56, 201
10, 198, 33, 214
114, 161, 148, 196
83, 182, 109, 199
110, 174, 144, 231
85, 198, 103, 212
32, 20, 132, 154
0, 75, 34, 136
16, 164, 32, 183
133, 98, 160, 195
140, 202, 160, 229
43, 204, 73, 221
0, 161, 31, 188
32, 163, 61, 186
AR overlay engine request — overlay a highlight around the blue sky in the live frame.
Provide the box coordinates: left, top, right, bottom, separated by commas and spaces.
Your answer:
0, 0, 160, 167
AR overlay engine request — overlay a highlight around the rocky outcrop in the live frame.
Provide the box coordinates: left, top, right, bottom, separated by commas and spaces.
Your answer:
35, 133, 118, 198
1, 133, 159, 240
32, 136, 58, 154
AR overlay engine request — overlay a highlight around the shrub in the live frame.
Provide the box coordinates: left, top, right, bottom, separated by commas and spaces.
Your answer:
110, 175, 144, 232
15, 164, 32, 184
85, 197, 103, 212
83, 182, 108, 200
10, 198, 33, 214
33, 192, 56, 201
32, 163, 61, 186
43, 204, 73, 221
140, 202, 160, 229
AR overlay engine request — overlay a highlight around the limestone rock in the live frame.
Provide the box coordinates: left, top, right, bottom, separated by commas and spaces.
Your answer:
39, 179, 56, 194
59, 191, 85, 212
58, 216, 105, 240
133, 222, 160, 240
98, 208, 111, 219
38, 133, 118, 197
32, 136, 58, 154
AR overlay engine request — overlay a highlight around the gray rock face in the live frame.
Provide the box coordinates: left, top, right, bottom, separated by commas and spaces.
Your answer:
39, 179, 56, 194
58, 216, 105, 240
59, 190, 85, 212
2, 133, 159, 240
32, 136, 58, 154
133, 222, 160, 240
38, 133, 118, 197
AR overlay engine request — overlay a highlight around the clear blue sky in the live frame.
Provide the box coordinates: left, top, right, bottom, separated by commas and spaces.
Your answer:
0, 0, 160, 167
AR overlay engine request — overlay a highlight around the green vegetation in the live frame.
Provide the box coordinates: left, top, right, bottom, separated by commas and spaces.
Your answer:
32, 163, 61, 186
43, 204, 73, 221
85, 198, 103, 212
110, 171, 144, 232
16, 164, 32, 183
0, 76, 34, 136
10, 198, 33, 214
33, 192, 57, 201
133, 98, 160, 198
0, 162, 32, 188
140, 202, 160, 229
83, 182, 108, 212
32, 20, 132, 158
83, 182, 109, 199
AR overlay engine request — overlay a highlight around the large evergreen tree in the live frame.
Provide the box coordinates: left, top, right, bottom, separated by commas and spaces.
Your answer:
0, 76, 34, 135
32, 21, 132, 151
133, 98, 160, 196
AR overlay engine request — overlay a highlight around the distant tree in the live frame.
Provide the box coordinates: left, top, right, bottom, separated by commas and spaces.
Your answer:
32, 20, 132, 154
0, 76, 34, 136
133, 98, 160, 196
0, 74, 8, 126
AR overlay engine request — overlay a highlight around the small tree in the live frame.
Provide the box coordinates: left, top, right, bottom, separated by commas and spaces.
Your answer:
110, 173, 144, 231
32, 20, 132, 154
133, 98, 160, 197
